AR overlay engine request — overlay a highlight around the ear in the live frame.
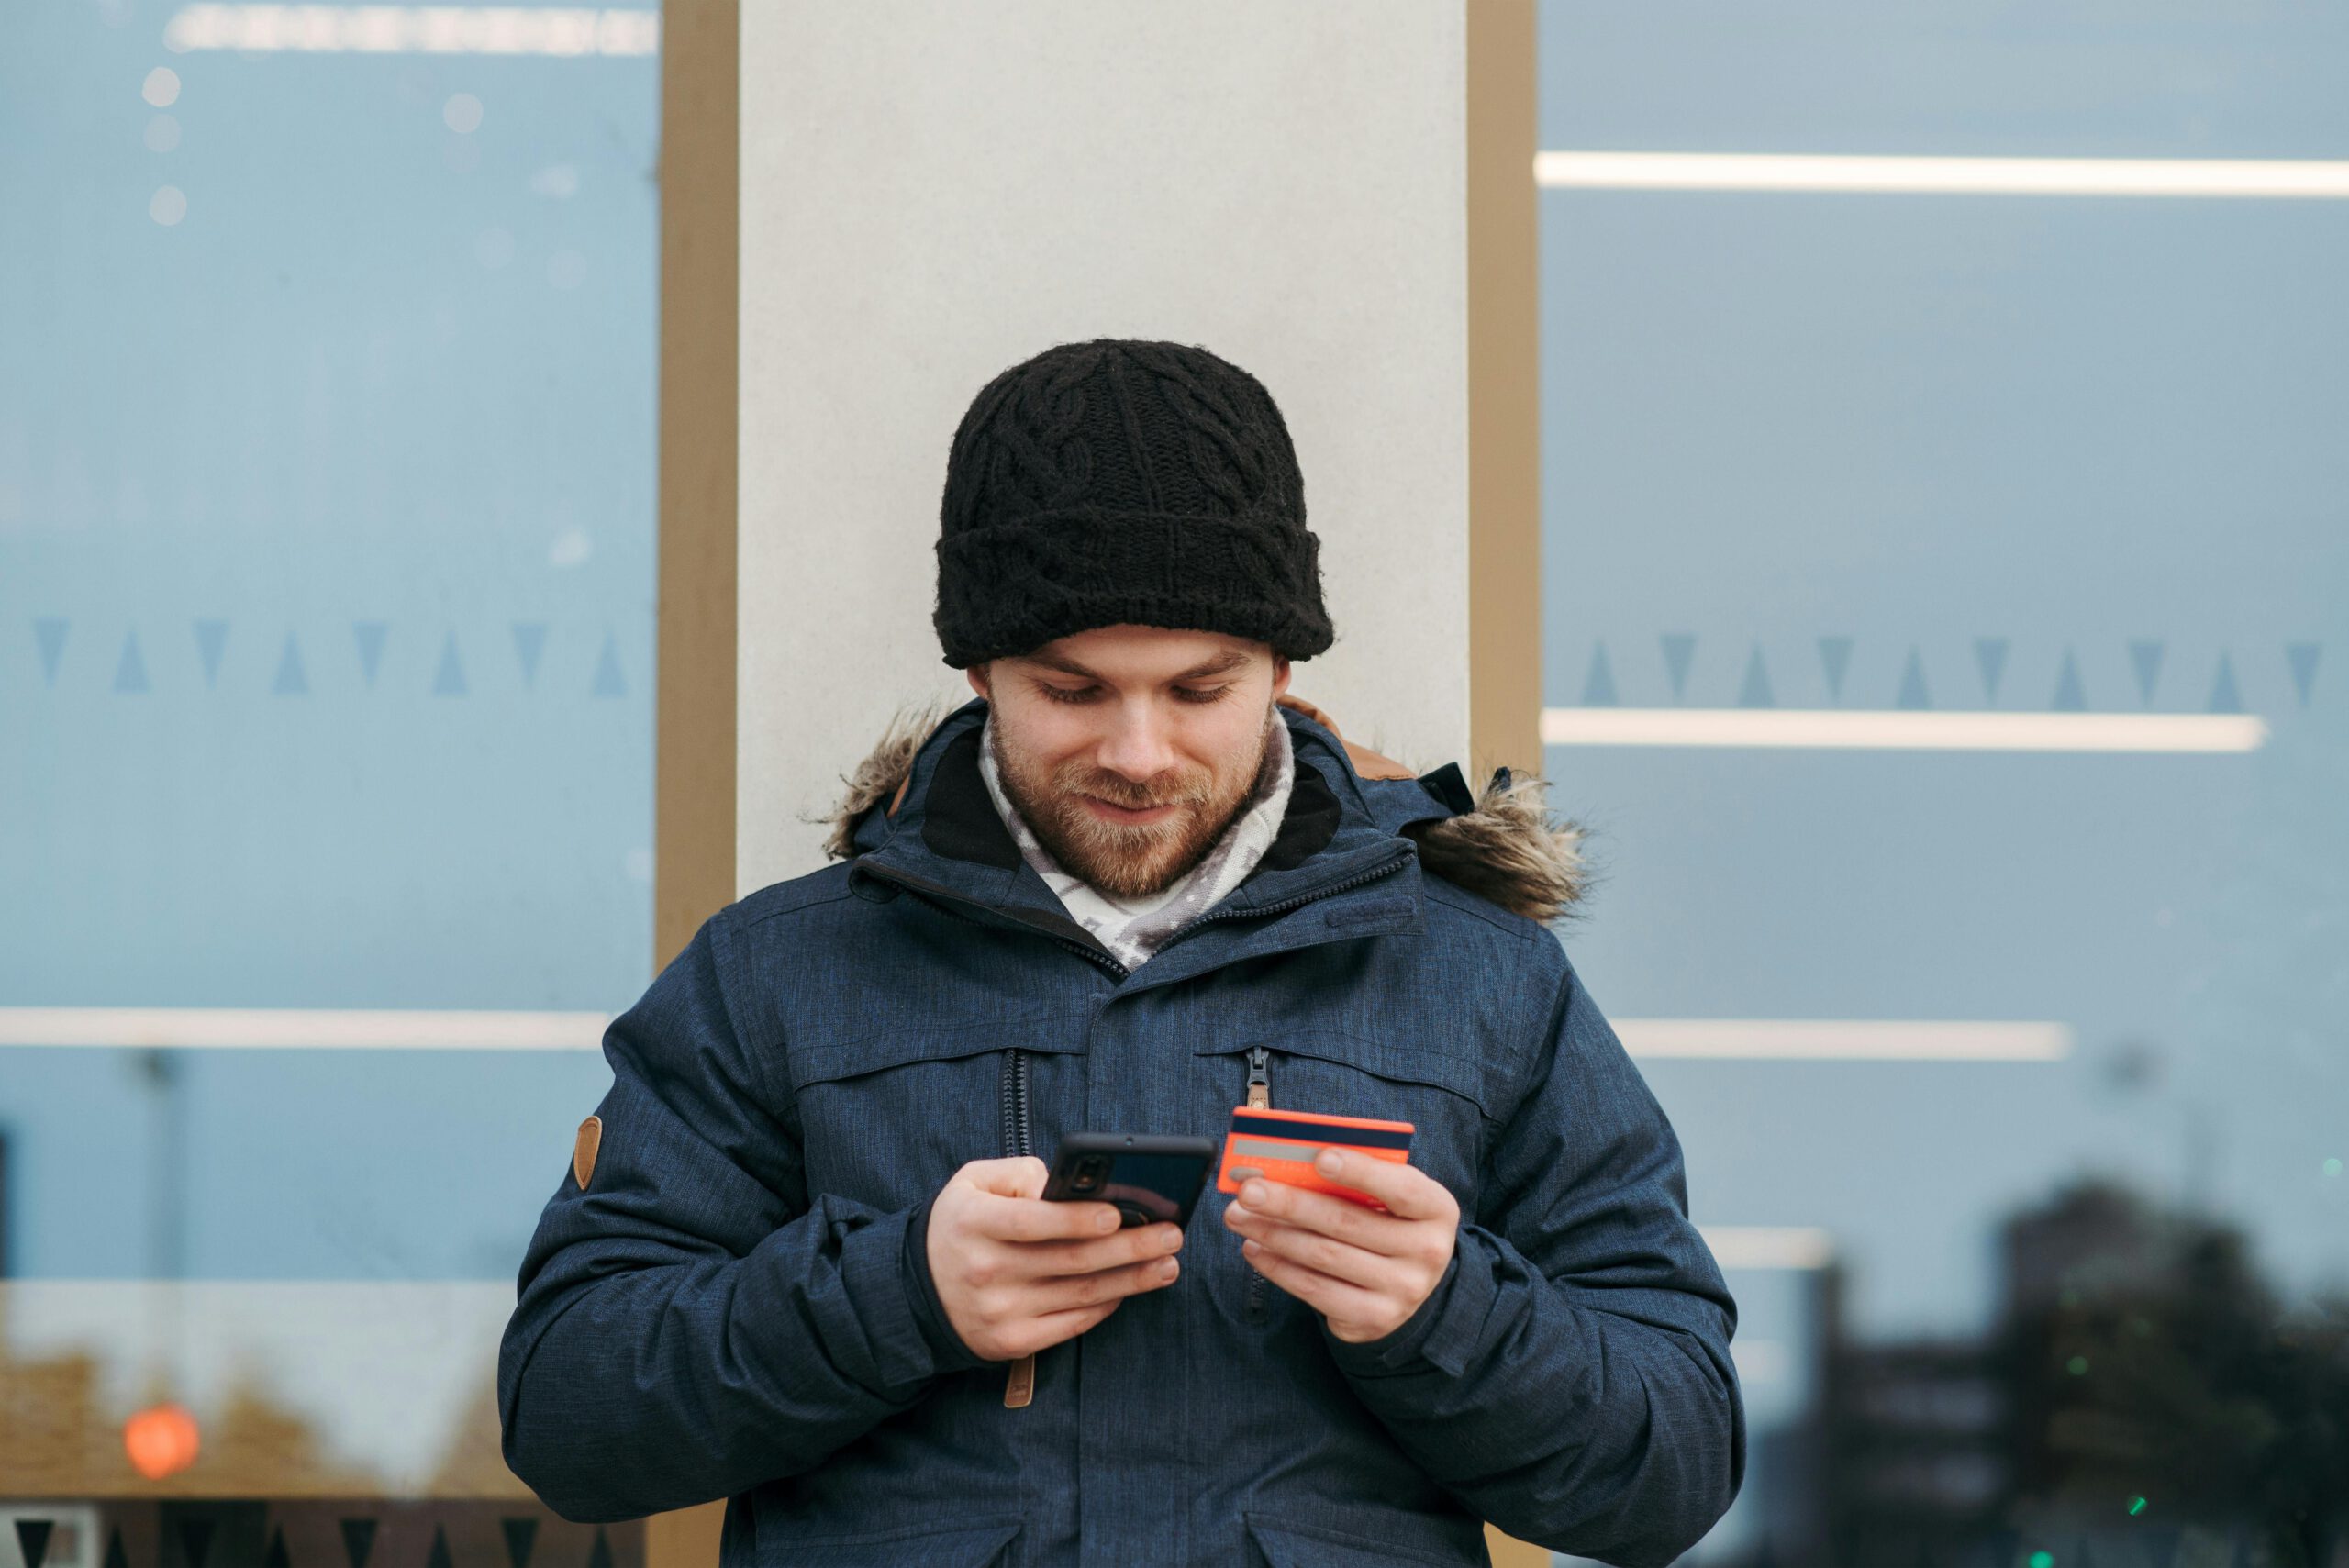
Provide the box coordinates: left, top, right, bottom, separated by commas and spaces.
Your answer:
1270, 655, 1291, 699
966, 662, 992, 699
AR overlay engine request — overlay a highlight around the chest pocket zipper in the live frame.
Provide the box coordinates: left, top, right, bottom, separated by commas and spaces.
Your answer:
1243, 1046, 1273, 1322
1002, 1047, 1038, 1408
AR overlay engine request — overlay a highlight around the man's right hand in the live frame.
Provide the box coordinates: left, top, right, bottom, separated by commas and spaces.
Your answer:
926, 1155, 1186, 1362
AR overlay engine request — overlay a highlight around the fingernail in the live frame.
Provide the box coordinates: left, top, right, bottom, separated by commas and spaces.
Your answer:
1241, 1239, 1260, 1257
1316, 1148, 1342, 1174
1158, 1258, 1179, 1280
1097, 1209, 1119, 1232
1241, 1180, 1266, 1205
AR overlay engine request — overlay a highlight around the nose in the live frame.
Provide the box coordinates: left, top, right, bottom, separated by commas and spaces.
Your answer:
1093, 703, 1178, 784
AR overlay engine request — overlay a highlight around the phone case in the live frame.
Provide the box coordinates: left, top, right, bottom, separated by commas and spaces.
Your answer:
1041, 1131, 1220, 1229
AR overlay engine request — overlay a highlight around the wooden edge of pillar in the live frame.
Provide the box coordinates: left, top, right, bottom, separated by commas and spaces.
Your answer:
1469, 27, 1554, 1568
1466, 0, 1544, 796
656, 0, 740, 973
650, 0, 739, 1563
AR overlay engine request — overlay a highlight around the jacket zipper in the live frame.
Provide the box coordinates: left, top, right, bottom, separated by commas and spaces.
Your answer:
1001, 1043, 1042, 1410
1000, 1047, 1033, 1161
1243, 1045, 1273, 1322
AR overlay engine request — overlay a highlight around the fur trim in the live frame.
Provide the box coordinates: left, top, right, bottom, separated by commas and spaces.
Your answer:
818, 697, 952, 862
1402, 767, 1587, 925
823, 699, 1588, 924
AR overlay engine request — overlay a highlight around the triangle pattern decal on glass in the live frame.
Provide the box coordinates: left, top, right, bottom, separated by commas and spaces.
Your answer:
340, 1518, 378, 1568
501, 1518, 538, 1568
1895, 647, 1931, 711
2285, 641, 2320, 708
1659, 634, 1696, 703
353, 622, 389, 688
17, 1520, 54, 1568
434, 633, 469, 696
1817, 637, 1853, 702
1973, 638, 2009, 704
512, 623, 549, 687
586, 1530, 612, 1568
2128, 639, 2165, 706
180, 1518, 216, 1568
2051, 648, 2087, 712
36, 617, 69, 685
264, 1528, 290, 1568
1578, 643, 1618, 706
195, 618, 230, 688
426, 1528, 452, 1568
115, 631, 151, 695
106, 1529, 128, 1568
2208, 652, 2243, 714
592, 632, 628, 698
1736, 644, 1775, 708
274, 634, 309, 696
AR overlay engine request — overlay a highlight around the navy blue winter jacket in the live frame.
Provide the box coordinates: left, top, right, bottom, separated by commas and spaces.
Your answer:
497, 695, 1743, 1566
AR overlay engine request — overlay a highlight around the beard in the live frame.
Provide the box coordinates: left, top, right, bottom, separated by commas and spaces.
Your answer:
988, 701, 1278, 900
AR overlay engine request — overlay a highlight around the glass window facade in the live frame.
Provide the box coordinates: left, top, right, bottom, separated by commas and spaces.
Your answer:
1537, 3, 2347, 1562
1, 1, 661, 1551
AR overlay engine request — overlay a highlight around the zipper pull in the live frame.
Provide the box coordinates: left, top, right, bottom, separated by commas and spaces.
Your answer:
1243, 1046, 1275, 1323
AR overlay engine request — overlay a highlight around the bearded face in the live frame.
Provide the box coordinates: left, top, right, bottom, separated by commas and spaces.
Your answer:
974, 627, 1289, 900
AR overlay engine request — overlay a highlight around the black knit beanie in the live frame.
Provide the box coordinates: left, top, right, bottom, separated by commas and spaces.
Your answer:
932, 338, 1335, 669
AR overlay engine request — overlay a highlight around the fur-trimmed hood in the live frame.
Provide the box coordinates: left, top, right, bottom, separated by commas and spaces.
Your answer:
821, 694, 1587, 925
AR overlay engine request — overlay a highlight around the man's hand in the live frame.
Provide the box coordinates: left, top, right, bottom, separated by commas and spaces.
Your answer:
927, 1155, 1186, 1362
1219, 1148, 1460, 1343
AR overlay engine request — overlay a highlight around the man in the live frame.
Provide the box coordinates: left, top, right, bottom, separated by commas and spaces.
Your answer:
498, 339, 1744, 1566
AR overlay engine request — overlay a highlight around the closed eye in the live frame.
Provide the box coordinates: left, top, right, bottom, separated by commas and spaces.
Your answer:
1037, 684, 1232, 706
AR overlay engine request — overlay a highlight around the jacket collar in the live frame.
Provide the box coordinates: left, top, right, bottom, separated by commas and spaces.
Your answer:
843, 697, 1432, 987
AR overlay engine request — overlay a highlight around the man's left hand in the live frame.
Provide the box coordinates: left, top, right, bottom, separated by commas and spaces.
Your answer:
1219, 1149, 1460, 1343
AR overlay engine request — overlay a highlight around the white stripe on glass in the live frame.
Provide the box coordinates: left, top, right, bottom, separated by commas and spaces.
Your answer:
163, 5, 659, 55
1619, 1018, 2070, 1061
1699, 1226, 1835, 1270
0, 1007, 610, 1050
1535, 151, 2349, 199
1542, 707, 2267, 752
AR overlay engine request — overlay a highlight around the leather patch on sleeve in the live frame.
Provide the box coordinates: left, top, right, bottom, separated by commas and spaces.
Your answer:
573, 1115, 603, 1190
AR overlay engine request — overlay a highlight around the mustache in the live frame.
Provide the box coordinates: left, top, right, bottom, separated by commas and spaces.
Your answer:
1055, 763, 1214, 812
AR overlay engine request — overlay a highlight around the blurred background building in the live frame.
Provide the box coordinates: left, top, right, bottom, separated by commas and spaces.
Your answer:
3, 3, 2343, 1566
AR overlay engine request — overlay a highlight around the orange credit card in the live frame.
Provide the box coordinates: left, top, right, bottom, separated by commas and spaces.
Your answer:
1216, 1106, 1416, 1211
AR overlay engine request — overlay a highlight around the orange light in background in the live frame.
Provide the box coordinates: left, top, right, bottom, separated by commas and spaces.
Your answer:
124, 1402, 201, 1479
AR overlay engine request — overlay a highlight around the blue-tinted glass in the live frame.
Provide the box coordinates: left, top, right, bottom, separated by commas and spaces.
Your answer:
1540, 2, 2348, 1560
0, 0, 659, 1507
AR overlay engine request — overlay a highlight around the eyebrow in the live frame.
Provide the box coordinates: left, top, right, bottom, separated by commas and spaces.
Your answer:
1019, 649, 1252, 683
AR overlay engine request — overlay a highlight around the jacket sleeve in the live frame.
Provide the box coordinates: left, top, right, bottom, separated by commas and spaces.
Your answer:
495, 910, 984, 1523
1320, 947, 1746, 1567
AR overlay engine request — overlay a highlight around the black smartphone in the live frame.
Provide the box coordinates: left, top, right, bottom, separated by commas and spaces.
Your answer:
1041, 1132, 1220, 1229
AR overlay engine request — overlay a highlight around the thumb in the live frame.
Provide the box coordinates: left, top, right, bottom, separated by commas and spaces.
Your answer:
961, 1154, 1049, 1200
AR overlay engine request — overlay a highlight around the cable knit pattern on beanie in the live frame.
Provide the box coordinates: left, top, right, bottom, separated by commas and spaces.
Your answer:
932, 339, 1333, 669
